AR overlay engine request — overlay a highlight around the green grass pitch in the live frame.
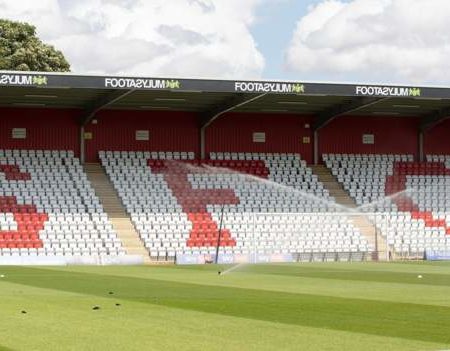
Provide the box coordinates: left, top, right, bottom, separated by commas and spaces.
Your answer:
0, 262, 449, 350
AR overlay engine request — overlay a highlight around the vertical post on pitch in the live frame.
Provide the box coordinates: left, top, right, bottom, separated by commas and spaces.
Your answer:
374, 213, 379, 261
313, 131, 319, 165
252, 212, 256, 264
418, 131, 424, 162
385, 214, 390, 261
80, 125, 85, 165
214, 204, 225, 264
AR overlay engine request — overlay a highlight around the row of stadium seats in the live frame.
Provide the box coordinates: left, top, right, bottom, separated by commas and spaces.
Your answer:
6, 148, 450, 262
100, 151, 195, 160
0, 149, 74, 157
101, 151, 371, 260
0, 150, 125, 258
323, 153, 450, 256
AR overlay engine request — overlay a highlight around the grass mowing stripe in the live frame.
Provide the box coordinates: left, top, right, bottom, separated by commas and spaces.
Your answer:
1, 266, 450, 345
391, 261, 450, 266
0, 286, 445, 351
201, 263, 450, 287
46, 265, 450, 308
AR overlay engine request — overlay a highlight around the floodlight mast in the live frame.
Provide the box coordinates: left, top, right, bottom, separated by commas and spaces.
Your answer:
214, 204, 226, 264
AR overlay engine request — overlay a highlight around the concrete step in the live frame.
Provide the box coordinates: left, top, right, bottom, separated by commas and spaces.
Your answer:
85, 163, 152, 264
311, 164, 388, 261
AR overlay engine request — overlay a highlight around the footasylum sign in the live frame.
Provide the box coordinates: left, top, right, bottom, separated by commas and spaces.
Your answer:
235, 81, 305, 94
355, 85, 421, 97
105, 77, 181, 90
0, 74, 47, 86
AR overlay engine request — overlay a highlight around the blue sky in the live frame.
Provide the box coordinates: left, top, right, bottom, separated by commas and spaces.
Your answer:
252, 0, 319, 80
2, 0, 450, 84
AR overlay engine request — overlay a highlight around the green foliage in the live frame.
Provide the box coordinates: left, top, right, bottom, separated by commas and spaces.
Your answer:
0, 18, 70, 72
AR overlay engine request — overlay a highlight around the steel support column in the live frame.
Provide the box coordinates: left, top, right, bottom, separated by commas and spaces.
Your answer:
313, 131, 319, 165
418, 131, 424, 162
199, 93, 266, 159
80, 126, 85, 164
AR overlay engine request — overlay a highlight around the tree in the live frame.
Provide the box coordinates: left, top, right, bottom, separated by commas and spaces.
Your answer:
0, 19, 70, 72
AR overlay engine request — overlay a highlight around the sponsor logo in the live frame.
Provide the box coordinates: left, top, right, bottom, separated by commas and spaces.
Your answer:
235, 81, 305, 94
355, 85, 421, 97
0, 74, 47, 86
105, 77, 181, 90
32, 76, 48, 86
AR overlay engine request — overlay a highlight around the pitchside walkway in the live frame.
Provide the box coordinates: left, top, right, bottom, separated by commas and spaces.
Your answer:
310, 165, 388, 260
84, 163, 152, 264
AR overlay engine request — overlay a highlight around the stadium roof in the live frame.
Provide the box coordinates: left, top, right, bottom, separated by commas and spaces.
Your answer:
1, 70, 450, 132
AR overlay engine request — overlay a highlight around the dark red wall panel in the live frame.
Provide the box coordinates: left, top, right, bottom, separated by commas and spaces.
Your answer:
319, 115, 420, 158
84, 110, 199, 162
206, 113, 313, 163
1, 107, 434, 164
0, 107, 80, 155
424, 119, 450, 155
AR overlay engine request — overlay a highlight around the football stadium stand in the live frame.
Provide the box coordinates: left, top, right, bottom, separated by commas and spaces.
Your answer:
324, 154, 450, 257
100, 151, 372, 261
0, 149, 125, 260
2, 71, 450, 264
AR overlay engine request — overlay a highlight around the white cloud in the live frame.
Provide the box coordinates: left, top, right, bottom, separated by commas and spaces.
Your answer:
0, 0, 265, 78
285, 0, 450, 84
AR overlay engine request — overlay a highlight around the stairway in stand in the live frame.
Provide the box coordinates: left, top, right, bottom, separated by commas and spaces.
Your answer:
84, 163, 152, 264
310, 165, 388, 261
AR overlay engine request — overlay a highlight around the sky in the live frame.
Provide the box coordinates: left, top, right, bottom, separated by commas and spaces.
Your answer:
1, 0, 450, 85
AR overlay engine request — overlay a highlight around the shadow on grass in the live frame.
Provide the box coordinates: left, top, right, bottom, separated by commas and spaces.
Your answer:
1, 266, 449, 345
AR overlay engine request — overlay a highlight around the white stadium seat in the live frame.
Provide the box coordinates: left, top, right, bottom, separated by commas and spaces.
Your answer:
0, 149, 125, 258
323, 153, 450, 257
100, 150, 371, 260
